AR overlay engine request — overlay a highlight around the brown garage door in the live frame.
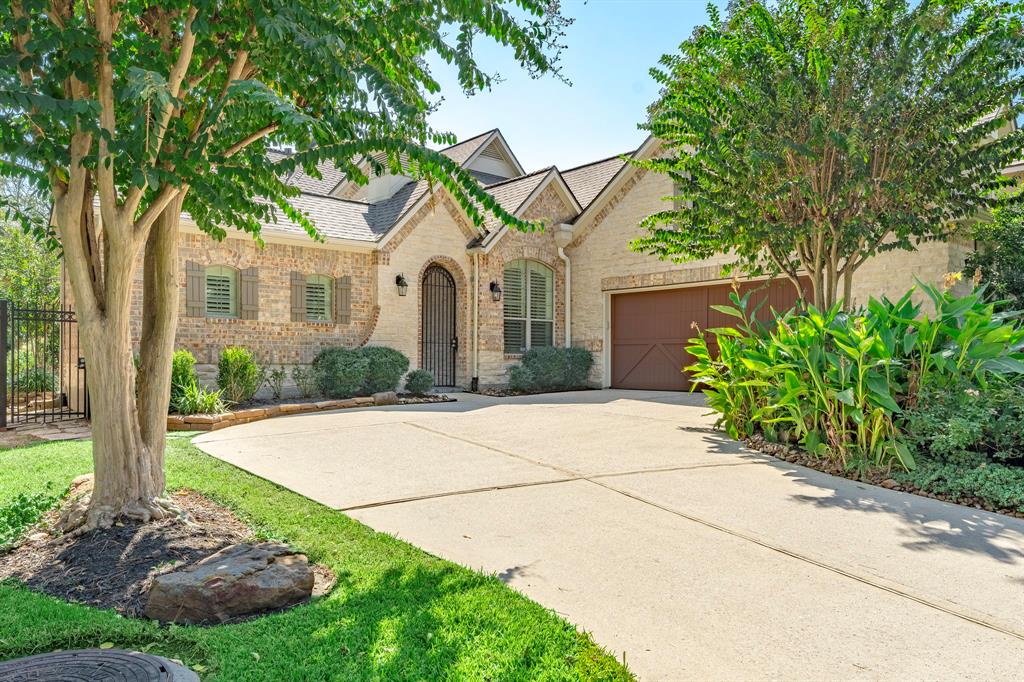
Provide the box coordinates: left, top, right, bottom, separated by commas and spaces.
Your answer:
610, 279, 808, 390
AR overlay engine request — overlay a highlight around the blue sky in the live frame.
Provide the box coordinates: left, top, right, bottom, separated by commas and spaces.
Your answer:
427, 1, 723, 171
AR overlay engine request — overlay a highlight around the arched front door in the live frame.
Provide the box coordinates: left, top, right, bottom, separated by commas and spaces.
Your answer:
421, 265, 457, 386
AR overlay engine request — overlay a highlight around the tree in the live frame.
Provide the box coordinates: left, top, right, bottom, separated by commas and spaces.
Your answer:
632, 0, 1024, 309
0, 176, 59, 309
1, 0, 569, 531
965, 195, 1024, 308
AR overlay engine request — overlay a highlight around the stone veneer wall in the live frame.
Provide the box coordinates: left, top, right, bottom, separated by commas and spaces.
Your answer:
129, 230, 378, 365
567, 165, 972, 387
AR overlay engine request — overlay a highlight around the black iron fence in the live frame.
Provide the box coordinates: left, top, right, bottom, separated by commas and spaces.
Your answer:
1, 300, 89, 429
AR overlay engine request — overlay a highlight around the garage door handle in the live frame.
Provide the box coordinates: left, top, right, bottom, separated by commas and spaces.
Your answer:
451, 336, 459, 351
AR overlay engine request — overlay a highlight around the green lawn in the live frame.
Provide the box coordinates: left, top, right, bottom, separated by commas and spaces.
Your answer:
0, 435, 632, 681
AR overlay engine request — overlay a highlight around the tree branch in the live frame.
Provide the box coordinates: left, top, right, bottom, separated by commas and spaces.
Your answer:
222, 124, 280, 159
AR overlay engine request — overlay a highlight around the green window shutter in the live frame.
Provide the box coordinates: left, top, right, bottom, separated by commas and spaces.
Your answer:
185, 261, 205, 317
205, 266, 238, 317
240, 267, 259, 320
305, 275, 332, 321
334, 275, 352, 324
290, 271, 306, 322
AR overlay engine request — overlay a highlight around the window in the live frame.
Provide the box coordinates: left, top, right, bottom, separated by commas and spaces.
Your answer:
306, 274, 332, 322
503, 259, 554, 353
205, 266, 238, 318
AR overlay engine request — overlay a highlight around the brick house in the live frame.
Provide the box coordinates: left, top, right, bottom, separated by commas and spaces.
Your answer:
118, 129, 1022, 392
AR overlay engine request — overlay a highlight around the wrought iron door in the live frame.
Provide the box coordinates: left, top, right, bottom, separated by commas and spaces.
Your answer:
421, 266, 457, 387
1, 300, 89, 428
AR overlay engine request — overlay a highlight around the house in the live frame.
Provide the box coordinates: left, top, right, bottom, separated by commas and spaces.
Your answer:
122, 129, 1018, 392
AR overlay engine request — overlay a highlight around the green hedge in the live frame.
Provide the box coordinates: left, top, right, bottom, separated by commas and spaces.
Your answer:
404, 369, 434, 395
508, 346, 593, 392
217, 347, 261, 404
312, 346, 410, 398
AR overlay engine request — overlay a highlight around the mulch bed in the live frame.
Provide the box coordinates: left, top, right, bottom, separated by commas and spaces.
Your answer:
745, 433, 1024, 520
468, 387, 594, 398
0, 480, 334, 619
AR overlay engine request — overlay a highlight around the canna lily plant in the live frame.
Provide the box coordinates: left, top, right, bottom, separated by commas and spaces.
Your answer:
687, 282, 1024, 471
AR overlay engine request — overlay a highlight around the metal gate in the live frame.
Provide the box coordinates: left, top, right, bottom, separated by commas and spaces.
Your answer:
420, 265, 457, 387
1, 300, 89, 428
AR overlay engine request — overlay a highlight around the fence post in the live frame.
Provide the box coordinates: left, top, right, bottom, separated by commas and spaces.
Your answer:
1, 299, 8, 430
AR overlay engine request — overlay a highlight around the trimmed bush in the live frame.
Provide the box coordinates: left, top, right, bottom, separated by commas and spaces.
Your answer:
170, 349, 197, 406
217, 346, 261, 404
510, 346, 594, 392
291, 365, 318, 399
312, 347, 370, 398
404, 369, 434, 395
360, 346, 410, 394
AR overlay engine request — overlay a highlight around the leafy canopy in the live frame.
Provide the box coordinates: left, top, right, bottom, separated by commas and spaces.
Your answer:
0, 0, 571, 243
965, 191, 1024, 308
632, 0, 1024, 308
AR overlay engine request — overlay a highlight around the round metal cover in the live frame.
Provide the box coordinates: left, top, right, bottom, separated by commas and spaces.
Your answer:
0, 648, 200, 681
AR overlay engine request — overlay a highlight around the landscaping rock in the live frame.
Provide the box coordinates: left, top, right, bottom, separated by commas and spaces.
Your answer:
373, 391, 398, 406
144, 542, 314, 624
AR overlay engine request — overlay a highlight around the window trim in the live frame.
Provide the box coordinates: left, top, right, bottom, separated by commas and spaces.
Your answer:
205, 265, 239, 319
503, 259, 554, 354
305, 274, 333, 323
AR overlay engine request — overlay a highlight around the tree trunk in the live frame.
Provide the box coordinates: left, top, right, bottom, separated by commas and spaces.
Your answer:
137, 195, 183, 462
54, 178, 181, 532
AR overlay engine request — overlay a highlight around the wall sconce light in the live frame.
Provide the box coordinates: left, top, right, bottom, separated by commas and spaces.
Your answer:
489, 281, 502, 302
395, 274, 408, 296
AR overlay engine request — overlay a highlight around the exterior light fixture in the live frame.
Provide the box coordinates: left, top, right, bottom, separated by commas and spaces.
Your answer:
489, 281, 502, 302
396, 274, 408, 296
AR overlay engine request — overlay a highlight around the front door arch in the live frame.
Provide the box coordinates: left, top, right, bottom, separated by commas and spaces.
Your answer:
421, 265, 457, 386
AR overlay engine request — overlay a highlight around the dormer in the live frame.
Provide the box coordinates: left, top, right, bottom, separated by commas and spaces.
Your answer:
345, 173, 414, 203
462, 131, 524, 182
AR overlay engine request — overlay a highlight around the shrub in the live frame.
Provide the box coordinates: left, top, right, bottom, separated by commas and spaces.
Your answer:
896, 459, 1024, 513
291, 366, 318, 399
217, 346, 261, 404
508, 365, 535, 392
689, 282, 1024, 471
172, 380, 227, 415
262, 365, 287, 400
170, 349, 197, 406
312, 347, 370, 398
510, 346, 594, 392
12, 366, 56, 392
904, 380, 1024, 466
360, 346, 410, 394
404, 369, 434, 395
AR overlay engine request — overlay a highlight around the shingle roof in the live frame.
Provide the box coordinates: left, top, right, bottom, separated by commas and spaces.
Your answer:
439, 130, 496, 165
369, 180, 432, 232
259, 193, 381, 242
561, 154, 630, 210
284, 159, 347, 195
481, 168, 553, 231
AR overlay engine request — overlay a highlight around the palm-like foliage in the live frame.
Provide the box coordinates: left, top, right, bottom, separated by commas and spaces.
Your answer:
689, 283, 1024, 470
634, 0, 1024, 309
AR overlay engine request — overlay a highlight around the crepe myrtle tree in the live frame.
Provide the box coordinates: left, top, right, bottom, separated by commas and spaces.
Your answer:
631, 0, 1024, 309
0, 0, 570, 532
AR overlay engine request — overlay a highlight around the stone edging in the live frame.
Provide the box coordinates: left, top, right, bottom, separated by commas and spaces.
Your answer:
168, 393, 447, 432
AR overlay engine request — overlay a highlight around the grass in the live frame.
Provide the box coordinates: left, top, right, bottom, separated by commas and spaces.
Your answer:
0, 435, 632, 681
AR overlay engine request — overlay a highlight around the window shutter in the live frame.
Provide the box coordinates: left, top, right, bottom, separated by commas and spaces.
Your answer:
240, 267, 259, 320
290, 271, 306, 322
503, 261, 526, 353
334, 275, 352, 324
185, 261, 205, 317
528, 263, 554, 348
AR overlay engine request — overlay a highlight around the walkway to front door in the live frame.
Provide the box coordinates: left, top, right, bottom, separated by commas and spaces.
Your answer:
420, 265, 457, 387
195, 390, 1024, 680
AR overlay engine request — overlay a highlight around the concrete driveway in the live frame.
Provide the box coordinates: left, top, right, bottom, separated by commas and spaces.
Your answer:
195, 390, 1024, 681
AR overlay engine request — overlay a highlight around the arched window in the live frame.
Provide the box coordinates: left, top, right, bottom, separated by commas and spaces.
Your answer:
503, 259, 554, 353
306, 274, 333, 321
205, 265, 238, 318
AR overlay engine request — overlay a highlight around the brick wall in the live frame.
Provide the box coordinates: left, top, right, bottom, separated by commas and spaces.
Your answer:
130, 230, 377, 366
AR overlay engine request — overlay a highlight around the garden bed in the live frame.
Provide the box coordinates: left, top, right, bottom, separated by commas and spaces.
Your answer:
468, 386, 595, 398
0, 475, 334, 619
168, 393, 453, 432
745, 433, 1024, 520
